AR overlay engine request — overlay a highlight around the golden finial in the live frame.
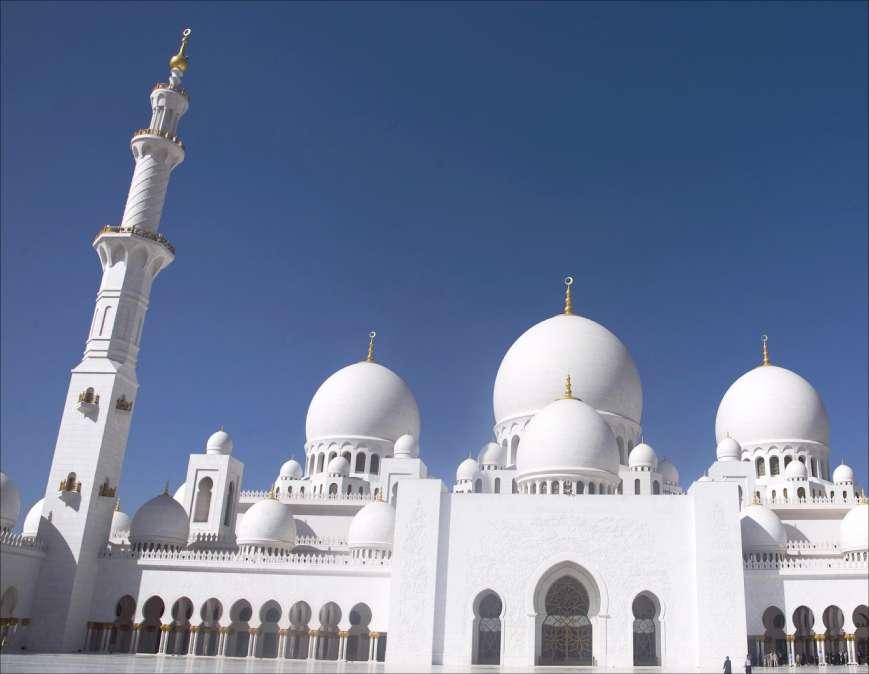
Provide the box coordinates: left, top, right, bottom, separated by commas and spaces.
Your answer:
751, 495, 761, 505
267, 486, 277, 500
365, 331, 377, 363
563, 374, 574, 399
169, 28, 192, 73
761, 334, 770, 366
858, 493, 868, 505
563, 276, 574, 315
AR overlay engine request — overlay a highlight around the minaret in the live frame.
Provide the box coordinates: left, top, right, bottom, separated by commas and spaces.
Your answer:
29, 30, 193, 652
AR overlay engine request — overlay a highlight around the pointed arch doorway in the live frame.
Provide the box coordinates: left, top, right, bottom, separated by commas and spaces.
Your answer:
533, 563, 600, 666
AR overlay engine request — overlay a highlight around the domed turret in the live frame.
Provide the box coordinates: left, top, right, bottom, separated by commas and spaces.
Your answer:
658, 459, 680, 486
833, 463, 855, 485
785, 460, 808, 480
479, 442, 507, 469
236, 498, 295, 552
393, 434, 419, 459
839, 501, 868, 555
22, 498, 45, 539
348, 500, 395, 557
206, 428, 233, 455
629, 443, 658, 471
715, 340, 829, 447
0, 472, 21, 531
306, 336, 420, 446
456, 457, 479, 483
110, 502, 132, 544
740, 502, 787, 552
130, 492, 189, 548
516, 378, 619, 489
716, 436, 742, 462
279, 458, 303, 479
327, 456, 350, 477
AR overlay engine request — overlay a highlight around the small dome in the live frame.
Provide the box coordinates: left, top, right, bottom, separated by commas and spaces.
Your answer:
348, 501, 395, 551
130, 492, 189, 547
697, 475, 713, 482
456, 457, 479, 482
236, 498, 296, 550
173, 483, 188, 512
715, 365, 829, 447
833, 463, 855, 484
658, 459, 680, 485
327, 456, 350, 477
206, 429, 234, 455
0, 472, 21, 531
629, 443, 658, 470
394, 434, 419, 458
716, 437, 742, 462
279, 459, 303, 479
785, 460, 808, 480
306, 361, 420, 444
22, 498, 45, 539
839, 502, 868, 554
517, 398, 619, 479
479, 442, 507, 468
110, 507, 131, 544
741, 503, 787, 552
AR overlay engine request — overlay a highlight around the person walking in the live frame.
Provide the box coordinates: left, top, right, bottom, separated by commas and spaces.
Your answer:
723, 655, 732, 673
745, 653, 753, 674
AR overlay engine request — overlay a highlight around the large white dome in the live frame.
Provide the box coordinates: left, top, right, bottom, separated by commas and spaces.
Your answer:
839, 502, 868, 554
130, 493, 189, 547
740, 503, 787, 552
236, 498, 295, 550
494, 314, 642, 426
715, 365, 829, 446
306, 362, 420, 443
516, 397, 619, 478
348, 501, 395, 551
279, 459, 303, 479
0, 472, 21, 531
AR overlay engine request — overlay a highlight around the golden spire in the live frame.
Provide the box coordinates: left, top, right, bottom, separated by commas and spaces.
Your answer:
563, 276, 574, 315
563, 374, 574, 399
169, 28, 192, 73
365, 331, 377, 362
761, 334, 770, 366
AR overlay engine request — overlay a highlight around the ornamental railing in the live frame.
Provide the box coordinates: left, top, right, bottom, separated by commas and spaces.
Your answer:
295, 535, 347, 548
240, 490, 375, 503
95, 225, 175, 255
761, 495, 859, 507
151, 82, 189, 100
98, 545, 388, 569
131, 127, 184, 149
0, 530, 46, 552
785, 540, 840, 555
743, 553, 867, 571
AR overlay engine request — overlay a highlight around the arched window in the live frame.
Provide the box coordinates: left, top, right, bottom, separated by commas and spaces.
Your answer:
346, 603, 372, 661
634, 479, 641, 495
287, 601, 311, 659
138, 596, 165, 654
99, 305, 113, 335
769, 456, 780, 476
346, 484, 353, 495
354, 453, 366, 473
632, 593, 660, 665
797, 487, 806, 500
540, 482, 548, 494
317, 454, 325, 473
784, 455, 792, 469
617, 437, 625, 465
222, 482, 235, 526
539, 576, 592, 665
316, 602, 341, 660
577, 481, 584, 494
652, 481, 660, 495
530, 483, 537, 494
193, 477, 213, 522
792, 606, 816, 664
810, 457, 818, 477
370, 454, 380, 475
588, 483, 595, 495
258, 602, 282, 658
341, 451, 351, 464
512, 479, 518, 494
494, 478, 501, 494
473, 591, 502, 665
798, 455, 805, 464
327, 451, 337, 463
756, 457, 766, 477
474, 478, 482, 493
771, 489, 777, 500
329, 483, 338, 495
552, 482, 560, 494
782, 488, 789, 500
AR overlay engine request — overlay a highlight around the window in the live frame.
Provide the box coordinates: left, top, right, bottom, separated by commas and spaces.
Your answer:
474, 479, 482, 493
769, 456, 780, 476
370, 454, 380, 475
194, 477, 213, 522
222, 482, 235, 526
756, 457, 766, 477
494, 478, 501, 494
634, 479, 641, 495
354, 453, 366, 473
652, 481, 660, 495
473, 592, 502, 665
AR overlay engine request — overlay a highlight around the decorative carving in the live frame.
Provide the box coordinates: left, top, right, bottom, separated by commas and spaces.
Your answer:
115, 395, 133, 412
59, 473, 81, 493
132, 127, 184, 148
98, 479, 116, 498
78, 388, 99, 405
95, 225, 176, 255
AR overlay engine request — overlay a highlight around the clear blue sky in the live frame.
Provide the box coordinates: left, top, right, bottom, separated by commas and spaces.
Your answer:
2, 1, 867, 516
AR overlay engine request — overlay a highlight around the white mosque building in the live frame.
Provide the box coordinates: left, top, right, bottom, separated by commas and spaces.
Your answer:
1, 31, 868, 671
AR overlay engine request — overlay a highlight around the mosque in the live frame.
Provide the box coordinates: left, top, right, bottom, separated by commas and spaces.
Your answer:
1, 30, 867, 671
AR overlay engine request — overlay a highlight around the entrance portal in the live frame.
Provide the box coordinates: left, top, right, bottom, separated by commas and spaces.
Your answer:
539, 576, 592, 665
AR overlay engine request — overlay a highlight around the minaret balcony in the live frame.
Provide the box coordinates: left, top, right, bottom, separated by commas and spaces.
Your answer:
131, 127, 185, 150
95, 225, 175, 255
151, 81, 189, 100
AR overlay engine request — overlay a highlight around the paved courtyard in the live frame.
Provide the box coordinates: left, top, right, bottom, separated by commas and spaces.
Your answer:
1, 654, 868, 673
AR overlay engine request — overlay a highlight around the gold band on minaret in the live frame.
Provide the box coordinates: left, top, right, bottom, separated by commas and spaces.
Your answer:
169, 28, 192, 72
366, 331, 377, 363
563, 276, 574, 315
563, 374, 574, 399
761, 334, 770, 366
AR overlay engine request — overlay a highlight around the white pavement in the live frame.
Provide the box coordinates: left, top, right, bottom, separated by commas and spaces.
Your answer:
1, 655, 868, 674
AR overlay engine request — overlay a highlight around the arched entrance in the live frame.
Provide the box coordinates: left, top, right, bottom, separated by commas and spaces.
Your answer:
287, 601, 311, 659
792, 606, 816, 664
472, 590, 502, 665
762, 606, 786, 664
538, 576, 592, 665
346, 603, 372, 661
822, 605, 845, 664
632, 593, 661, 665
854, 605, 869, 665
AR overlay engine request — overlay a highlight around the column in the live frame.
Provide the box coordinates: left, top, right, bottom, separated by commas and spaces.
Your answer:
816, 635, 825, 665
247, 628, 257, 658
83, 622, 95, 652
158, 625, 169, 654
308, 629, 317, 659
217, 627, 227, 656
277, 629, 287, 658
846, 634, 856, 665
187, 626, 198, 655
100, 624, 112, 652
369, 631, 378, 660
129, 624, 141, 654
338, 630, 348, 661
786, 635, 795, 666
4, 620, 18, 651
